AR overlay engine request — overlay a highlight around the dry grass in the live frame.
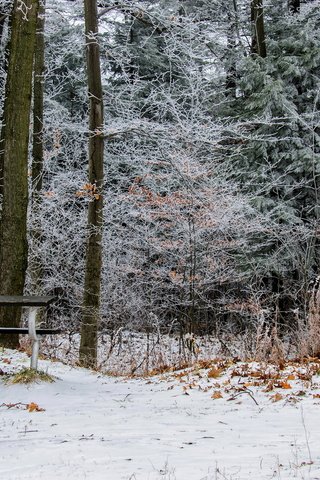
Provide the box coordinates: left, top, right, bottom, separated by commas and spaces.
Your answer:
5, 367, 56, 384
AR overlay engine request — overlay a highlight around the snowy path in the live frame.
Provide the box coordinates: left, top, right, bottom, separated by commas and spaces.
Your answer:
1, 351, 320, 479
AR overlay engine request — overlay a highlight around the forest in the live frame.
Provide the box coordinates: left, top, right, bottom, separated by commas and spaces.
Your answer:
0, 0, 319, 368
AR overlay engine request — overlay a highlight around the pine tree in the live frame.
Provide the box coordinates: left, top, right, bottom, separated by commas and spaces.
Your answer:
223, 0, 320, 323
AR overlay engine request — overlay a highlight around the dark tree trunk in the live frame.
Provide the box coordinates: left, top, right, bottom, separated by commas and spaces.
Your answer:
0, 2, 13, 193
30, 0, 46, 304
288, 0, 300, 13
79, 0, 104, 367
225, 2, 238, 97
251, 0, 267, 58
0, 0, 39, 348
32, 0, 45, 196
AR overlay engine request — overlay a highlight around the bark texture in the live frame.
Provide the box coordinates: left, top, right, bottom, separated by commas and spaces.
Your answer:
32, 0, 45, 196
30, 0, 46, 308
0, 2, 13, 193
251, 0, 267, 58
0, 0, 39, 347
79, 0, 104, 367
288, 0, 300, 13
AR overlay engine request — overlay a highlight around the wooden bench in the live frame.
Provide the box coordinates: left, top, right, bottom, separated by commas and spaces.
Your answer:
0, 296, 60, 370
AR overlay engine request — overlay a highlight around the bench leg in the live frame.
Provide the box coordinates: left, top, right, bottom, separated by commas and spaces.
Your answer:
28, 307, 40, 370
31, 338, 40, 370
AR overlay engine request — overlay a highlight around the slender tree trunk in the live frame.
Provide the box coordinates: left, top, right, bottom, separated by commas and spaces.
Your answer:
251, 0, 267, 58
79, 0, 104, 368
0, 0, 39, 348
30, 0, 45, 307
225, 2, 237, 97
32, 0, 45, 196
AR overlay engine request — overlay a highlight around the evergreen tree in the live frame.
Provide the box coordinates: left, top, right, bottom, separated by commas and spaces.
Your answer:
223, 0, 320, 324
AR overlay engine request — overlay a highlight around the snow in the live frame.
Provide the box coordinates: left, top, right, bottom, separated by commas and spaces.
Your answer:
1, 349, 320, 480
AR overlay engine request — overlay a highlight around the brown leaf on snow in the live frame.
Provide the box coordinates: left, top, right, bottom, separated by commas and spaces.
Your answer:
249, 371, 262, 378
27, 402, 45, 412
207, 367, 222, 379
211, 390, 223, 399
271, 393, 283, 402
197, 360, 213, 369
296, 390, 306, 396
263, 381, 274, 392
276, 382, 292, 389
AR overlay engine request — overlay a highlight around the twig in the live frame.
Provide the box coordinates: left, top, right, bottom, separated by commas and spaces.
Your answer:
300, 406, 313, 465
227, 388, 259, 406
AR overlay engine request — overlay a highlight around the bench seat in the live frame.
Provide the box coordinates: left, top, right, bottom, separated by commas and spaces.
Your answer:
0, 295, 58, 370
0, 328, 61, 334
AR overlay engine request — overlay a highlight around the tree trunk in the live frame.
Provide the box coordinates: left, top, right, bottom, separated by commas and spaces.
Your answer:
32, 0, 45, 196
251, 0, 267, 58
0, 1, 12, 43
30, 0, 46, 308
288, 0, 300, 13
225, 2, 238, 97
79, 0, 104, 368
0, 2, 13, 195
0, 0, 39, 348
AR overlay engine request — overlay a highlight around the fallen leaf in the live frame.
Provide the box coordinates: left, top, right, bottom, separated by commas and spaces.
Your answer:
207, 367, 222, 379
211, 390, 223, 399
277, 382, 292, 389
271, 393, 283, 402
296, 390, 306, 396
249, 371, 262, 378
27, 402, 45, 412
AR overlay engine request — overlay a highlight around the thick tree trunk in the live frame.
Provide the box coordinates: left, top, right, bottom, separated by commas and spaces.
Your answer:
251, 0, 267, 58
79, 0, 104, 368
0, 0, 39, 348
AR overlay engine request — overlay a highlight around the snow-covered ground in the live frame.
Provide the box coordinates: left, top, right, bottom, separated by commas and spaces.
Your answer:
1, 348, 320, 480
